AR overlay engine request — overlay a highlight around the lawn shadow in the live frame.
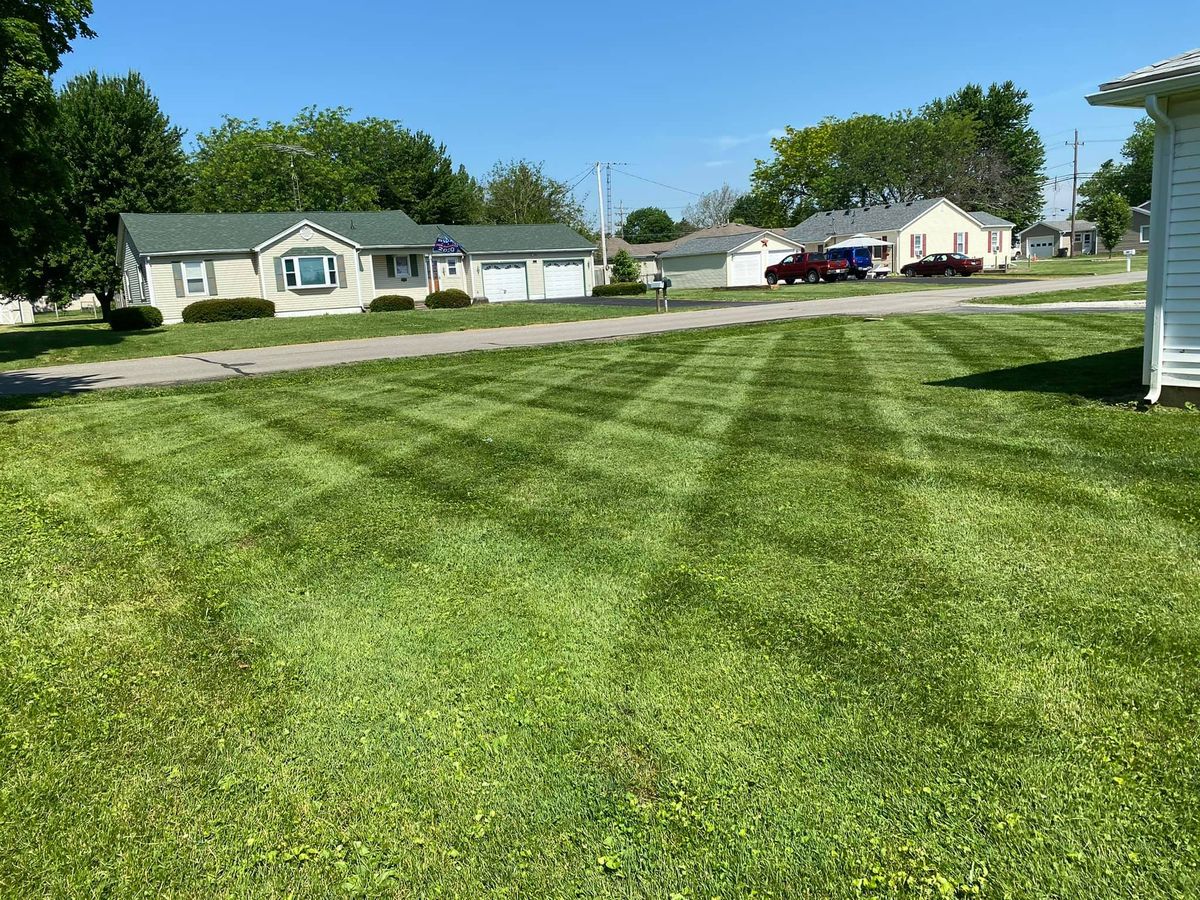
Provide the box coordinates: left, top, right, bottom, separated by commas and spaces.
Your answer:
0, 370, 129, 410
927, 346, 1144, 403
1, 321, 136, 368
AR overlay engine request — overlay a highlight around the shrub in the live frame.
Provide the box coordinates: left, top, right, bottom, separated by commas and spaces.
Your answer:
425, 288, 472, 309
109, 305, 163, 331
369, 295, 416, 312
592, 281, 647, 297
610, 249, 640, 283
182, 298, 275, 324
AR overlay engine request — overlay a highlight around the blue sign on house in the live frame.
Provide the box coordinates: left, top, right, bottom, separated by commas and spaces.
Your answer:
433, 232, 463, 254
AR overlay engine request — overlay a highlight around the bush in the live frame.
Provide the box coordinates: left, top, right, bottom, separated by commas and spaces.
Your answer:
425, 288, 472, 309
610, 249, 640, 283
109, 305, 163, 331
369, 295, 416, 312
182, 298, 275, 324
592, 281, 647, 297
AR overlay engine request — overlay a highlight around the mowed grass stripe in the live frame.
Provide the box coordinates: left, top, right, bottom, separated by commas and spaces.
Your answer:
2, 313, 1198, 897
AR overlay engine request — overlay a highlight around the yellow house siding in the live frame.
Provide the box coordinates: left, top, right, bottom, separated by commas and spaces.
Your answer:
467, 251, 593, 299
259, 228, 362, 315
662, 253, 728, 289
149, 253, 261, 323
371, 253, 431, 299
895, 202, 1012, 269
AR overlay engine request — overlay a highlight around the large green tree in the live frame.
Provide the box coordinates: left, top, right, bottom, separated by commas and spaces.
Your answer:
1081, 117, 1154, 209
54, 71, 190, 318
480, 159, 588, 233
0, 0, 94, 299
728, 191, 789, 228
922, 81, 1045, 229
191, 107, 481, 222
622, 206, 674, 243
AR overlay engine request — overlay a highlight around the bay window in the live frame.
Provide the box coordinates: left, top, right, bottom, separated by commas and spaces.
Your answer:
283, 255, 338, 289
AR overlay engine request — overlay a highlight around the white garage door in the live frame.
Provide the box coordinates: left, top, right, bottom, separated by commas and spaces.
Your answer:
482, 263, 528, 301
730, 251, 764, 286
1027, 238, 1056, 258
543, 259, 585, 299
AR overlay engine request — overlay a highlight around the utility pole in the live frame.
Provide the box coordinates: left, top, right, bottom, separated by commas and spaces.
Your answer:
1068, 130, 1083, 258
595, 162, 608, 275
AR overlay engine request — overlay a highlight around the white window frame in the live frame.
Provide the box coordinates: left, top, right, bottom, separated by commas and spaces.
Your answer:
989, 230, 1000, 253
1139, 225, 1150, 243
393, 255, 410, 278
182, 260, 209, 296
446, 257, 458, 276
913, 234, 924, 257
953, 232, 965, 254
283, 255, 338, 290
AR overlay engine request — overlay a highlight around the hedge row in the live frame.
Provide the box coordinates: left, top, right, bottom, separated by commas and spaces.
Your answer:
426, 288, 472, 309
592, 282, 647, 297
182, 298, 275, 324
109, 306, 163, 331
369, 294, 416, 312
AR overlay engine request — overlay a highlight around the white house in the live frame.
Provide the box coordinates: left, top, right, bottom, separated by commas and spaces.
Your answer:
117, 211, 596, 323
1088, 48, 1200, 406
785, 198, 1014, 272
659, 230, 804, 289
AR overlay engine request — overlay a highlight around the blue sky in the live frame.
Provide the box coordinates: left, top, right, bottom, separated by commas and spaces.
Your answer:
56, 1, 1199, 224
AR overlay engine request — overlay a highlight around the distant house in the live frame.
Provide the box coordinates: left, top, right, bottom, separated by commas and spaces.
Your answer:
117, 211, 597, 323
1110, 201, 1153, 254
659, 229, 803, 289
785, 198, 1014, 272
1087, 47, 1200, 406
1016, 219, 1099, 257
604, 224, 773, 283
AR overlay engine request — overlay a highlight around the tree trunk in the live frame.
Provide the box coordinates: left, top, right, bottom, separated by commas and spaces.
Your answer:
97, 290, 115, 321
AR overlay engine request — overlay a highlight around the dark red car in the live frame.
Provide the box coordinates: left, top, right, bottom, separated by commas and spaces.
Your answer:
765, 252, 850, 285
901, 253, 983, 277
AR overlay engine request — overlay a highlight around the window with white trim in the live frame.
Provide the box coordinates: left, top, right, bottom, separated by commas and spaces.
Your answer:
954, 232, 966, 254
1139, 225, 1150, 243
446, 258, 458, 276
393, 255, 410, 278
182, 260, 208, 296
284, 255, 338, 289
913, 234, 924, 256
989, 230, 1000, 253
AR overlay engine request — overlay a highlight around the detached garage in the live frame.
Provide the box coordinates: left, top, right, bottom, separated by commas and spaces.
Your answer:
436, 224, 597, 302
659, 230, 803, 290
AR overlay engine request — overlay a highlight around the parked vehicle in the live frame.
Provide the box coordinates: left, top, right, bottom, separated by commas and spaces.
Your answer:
900, 253, 983, 277
826, 247, 875, 280
765, 252, 851, 285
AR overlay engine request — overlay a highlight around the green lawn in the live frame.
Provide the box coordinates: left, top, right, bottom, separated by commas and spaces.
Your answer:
672, 279, 961, 302
0, 303, 652, 372
1000, 253, 1148, 277
2, 313, 1197, 897
969, 283, 1148, 305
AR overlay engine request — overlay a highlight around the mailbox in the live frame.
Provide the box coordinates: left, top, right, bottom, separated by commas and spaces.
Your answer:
1123, 249, 1137, 256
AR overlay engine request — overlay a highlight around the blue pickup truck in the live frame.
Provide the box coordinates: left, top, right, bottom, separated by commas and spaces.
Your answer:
825, 247, 875, 280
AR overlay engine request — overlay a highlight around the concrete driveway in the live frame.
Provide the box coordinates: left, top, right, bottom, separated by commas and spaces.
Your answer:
0, 272, 1145, 397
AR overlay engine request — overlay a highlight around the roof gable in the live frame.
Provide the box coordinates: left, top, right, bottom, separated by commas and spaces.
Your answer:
659, 229, 799, 258
786, 198, 945, 243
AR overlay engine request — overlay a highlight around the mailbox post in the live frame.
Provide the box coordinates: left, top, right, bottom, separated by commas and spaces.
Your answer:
1123, 248, 1137, 272
650, 278, 671, 313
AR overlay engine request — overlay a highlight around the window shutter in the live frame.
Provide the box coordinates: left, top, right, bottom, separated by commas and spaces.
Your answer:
964, 232, 969, 254
172, 262, 185, 298
274, 257, 286, 292
335, 255, 347, 287
909, 235, 914, 256
204, 260, 218, 295
386, 255, 396, 279
923, 235, 928, 255
409, 254, 421, 280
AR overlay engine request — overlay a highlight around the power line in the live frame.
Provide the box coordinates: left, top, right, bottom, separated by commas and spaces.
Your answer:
613, 169, 703, 197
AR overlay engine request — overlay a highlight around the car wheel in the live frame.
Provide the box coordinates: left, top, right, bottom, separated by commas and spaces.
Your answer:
902, 268, 914, 277
785, 278, 795, 285
806, 270, 820, 284
944, 267, 956, 277
855, 272, 867, 280
961, 272, 972, 277
766, 273, 778, 285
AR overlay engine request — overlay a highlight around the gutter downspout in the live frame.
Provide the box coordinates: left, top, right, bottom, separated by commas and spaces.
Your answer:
1142, 94, 1175, 407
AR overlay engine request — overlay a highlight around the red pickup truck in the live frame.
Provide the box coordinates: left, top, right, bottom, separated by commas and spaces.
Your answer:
765, 252, 850, 285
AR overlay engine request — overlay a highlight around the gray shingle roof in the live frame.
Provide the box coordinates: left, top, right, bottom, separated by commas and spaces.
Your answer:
121, 210, 435, 254
437, 224, 594, 253
785, 198, 944, 243
658, 230, 792, 259
1041, 219, 1097, 234
1099, 48, 1200, 91
970, 211, 1016, 227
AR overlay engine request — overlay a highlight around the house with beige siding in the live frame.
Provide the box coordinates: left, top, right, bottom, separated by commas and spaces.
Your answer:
1087, 47, 1200, 406
659, 230, 804, 289
117, 210, 595, 323
785, 198, 1014, 272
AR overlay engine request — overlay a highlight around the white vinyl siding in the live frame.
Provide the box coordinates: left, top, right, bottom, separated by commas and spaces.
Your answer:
1161, 97, 1200, 387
